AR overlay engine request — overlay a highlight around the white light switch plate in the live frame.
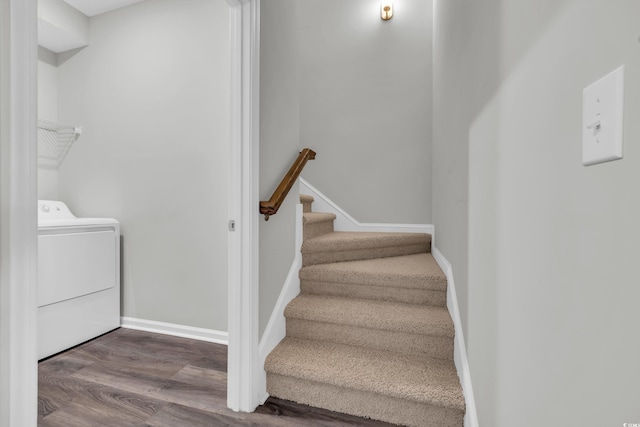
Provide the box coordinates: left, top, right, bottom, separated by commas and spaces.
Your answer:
582, 65, 625, 166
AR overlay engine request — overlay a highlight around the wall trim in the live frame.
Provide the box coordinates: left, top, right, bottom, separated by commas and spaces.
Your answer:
225, 0, 261, 413
0, 0, 39, 426
121, 317, 228, 345
431, 246, 479, 427
257, 203, 303, 403
300, 178, 434, 235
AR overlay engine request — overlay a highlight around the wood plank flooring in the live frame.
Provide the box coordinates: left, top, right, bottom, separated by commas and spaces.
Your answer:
38, 328, 397, 426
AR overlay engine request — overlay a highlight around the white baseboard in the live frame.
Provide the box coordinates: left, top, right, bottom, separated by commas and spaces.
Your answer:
120, 317, 228, 345
257, 203, 304, 404
300, 178, 434, 235
431, 246, 479, 427
257, 250, 301, 361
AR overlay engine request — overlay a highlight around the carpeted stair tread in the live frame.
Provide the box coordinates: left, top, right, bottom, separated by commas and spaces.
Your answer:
302, 212, 336, 241
285, 294, 454, 337
300, 253, 446, 291
299, 194, 314, 204
303, 231, 430, 253
302, 232, 431, 266
300, 280, 447, 306
300, 194, 314, 213
303, 212, 337, 224
265, 337, 465, 413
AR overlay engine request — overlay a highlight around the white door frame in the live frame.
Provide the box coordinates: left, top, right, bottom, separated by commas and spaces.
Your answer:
226, 0, 262, 413
0, 0, 262, 424
0, 0, 39, 426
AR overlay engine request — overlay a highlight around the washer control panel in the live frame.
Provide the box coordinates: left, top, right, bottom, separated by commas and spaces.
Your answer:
38, 200, 76, 220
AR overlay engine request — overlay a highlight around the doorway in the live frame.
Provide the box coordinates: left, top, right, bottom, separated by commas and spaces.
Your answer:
36, 0, 230, 343
1, 0, 260, 425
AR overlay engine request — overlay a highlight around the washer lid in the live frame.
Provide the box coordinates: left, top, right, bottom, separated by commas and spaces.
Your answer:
38, 200, 119, 227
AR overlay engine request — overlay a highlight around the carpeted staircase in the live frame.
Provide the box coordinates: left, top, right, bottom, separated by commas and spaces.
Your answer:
264, 195, 465, 427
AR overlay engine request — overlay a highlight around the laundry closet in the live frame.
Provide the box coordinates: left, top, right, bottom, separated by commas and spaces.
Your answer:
36, 0, 230, 358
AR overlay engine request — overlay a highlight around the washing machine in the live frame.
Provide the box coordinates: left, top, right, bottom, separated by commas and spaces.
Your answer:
38, 200, 120, 359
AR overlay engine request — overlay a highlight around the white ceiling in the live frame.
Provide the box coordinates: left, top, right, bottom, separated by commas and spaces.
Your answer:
62, 0, 144, 17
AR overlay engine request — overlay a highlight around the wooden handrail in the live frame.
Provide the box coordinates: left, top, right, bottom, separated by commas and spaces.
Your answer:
260, 148, 316, 221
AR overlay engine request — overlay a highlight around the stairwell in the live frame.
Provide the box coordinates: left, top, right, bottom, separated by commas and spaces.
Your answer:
264, 195, 466, 427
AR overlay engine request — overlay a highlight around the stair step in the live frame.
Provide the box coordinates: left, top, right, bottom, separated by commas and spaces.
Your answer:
303, 212, 336, 224
300, 253, 447, 306
300, 194, 314, 213
302, 231, 431, 266
285, 294, 454, 359
303, 212, 336, 241
265, 338, 465, 427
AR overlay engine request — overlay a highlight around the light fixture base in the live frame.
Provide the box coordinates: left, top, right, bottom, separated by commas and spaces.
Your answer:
381, 1, 393, 20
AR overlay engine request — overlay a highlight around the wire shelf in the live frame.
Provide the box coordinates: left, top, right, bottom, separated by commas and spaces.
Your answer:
38, 119, 82, 168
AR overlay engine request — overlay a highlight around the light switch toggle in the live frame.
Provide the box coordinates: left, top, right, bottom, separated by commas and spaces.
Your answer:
586, 119, 601, 136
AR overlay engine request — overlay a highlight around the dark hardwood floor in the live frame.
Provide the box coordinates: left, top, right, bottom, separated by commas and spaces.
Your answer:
38, 328, 397, 426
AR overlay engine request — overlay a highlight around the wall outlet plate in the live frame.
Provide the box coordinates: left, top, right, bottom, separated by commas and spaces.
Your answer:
582, 65, 625, 166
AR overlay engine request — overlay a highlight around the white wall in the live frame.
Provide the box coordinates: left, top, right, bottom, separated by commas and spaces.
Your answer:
259, 0, 300, 339
37, 46, 59, 199
37, 47, 57, 121
298, 0, 433, 224
433, 0, 640, 425
56, 0, 230, 331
